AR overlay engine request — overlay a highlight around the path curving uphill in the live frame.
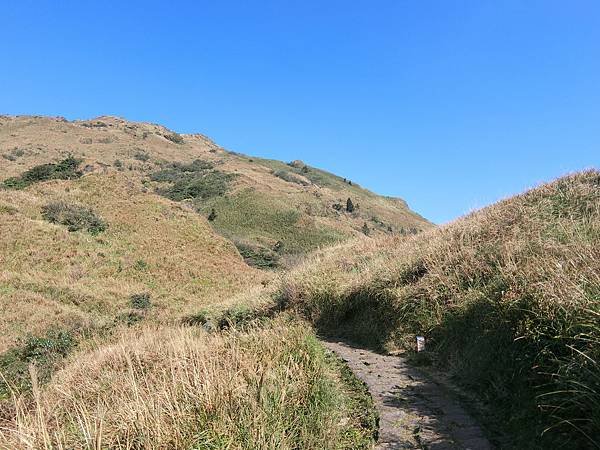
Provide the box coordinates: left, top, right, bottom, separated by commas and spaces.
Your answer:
323, 340, 493, 449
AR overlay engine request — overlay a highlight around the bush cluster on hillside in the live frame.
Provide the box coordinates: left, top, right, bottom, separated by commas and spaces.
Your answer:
133, 150, 150, 162
2, 156, 82, 189
130, 293, 152, 309
0, 329, 75, 396
234, 240, 280, 269
42, 201, 107, 234
150, 159, 235, 201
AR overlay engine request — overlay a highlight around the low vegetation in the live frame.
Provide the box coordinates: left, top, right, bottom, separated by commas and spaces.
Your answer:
0, 320, 376, 449
199, 188, 346, 266
279, 170, 600, 448
150, 159, 235, 201
234, 240, 281, 270
164, 131, 184, 144
2, 156, 82, 189
0, 329, 75, 397
272, 169, 309, 186
130, 292, 151, 310
41, 201, 107, 234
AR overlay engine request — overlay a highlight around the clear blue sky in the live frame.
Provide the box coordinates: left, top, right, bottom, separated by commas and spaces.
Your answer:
2, 1, 598, 223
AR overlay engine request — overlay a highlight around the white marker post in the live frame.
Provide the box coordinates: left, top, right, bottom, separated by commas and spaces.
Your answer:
416, 336, 425, 352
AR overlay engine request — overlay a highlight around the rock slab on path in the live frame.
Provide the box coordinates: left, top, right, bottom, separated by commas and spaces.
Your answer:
323, 340, 492, 450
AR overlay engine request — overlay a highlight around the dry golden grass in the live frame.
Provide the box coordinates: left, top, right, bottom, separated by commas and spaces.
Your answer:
279, 170, 600, 447
0, 319, 371, 450
0, 113, 430, 345
0, 115, 431, 243
0, 171, 266, 350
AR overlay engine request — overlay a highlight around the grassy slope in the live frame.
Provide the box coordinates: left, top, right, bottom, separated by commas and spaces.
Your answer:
0, 114, 428, 344
0, 172, 264, 352
0, 115, 431, 262
280, 170, 600, 448
0, 115, 390, 448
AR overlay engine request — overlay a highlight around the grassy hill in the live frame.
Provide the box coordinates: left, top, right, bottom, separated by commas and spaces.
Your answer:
279, 170, 600, 447
2, 114, 597, 449
0, 114, 419, 448
0, 113, 430, 380
0, 115, 430, 269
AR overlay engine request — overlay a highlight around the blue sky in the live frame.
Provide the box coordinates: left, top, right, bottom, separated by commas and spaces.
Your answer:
1, 1, 598, 223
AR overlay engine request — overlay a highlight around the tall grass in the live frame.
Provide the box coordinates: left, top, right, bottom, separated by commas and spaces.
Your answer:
279, 170, 600, 447
0, 319, 374, 449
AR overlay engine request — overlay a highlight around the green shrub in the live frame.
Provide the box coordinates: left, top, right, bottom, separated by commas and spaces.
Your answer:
130, 293, 152, 309
2, 156, 82, 189
234, 241, 280, 269
207, 208, 217, 221
116, 311, 145, 326
134, 151, 150, 162
42, 201, 107, 234
0, 330, 75, 395
346, 198, 354, 213
133, 259, 149, 271
150, 159, 234, 201
361, 222, 370, 236
165, 171, 233, 201
150, 160, 215, 182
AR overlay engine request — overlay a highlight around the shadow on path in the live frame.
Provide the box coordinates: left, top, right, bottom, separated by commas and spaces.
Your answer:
322, 339, 493, 449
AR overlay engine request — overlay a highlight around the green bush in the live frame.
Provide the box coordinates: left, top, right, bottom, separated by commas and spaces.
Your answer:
150, 159, 234, 201
3, 156, 82, 189
133, 259, 149, 271
42, 201, 107, 234
165, 171, 233, 201
150, 160, 214, 182
0, 330, 75, 395
346, 198, 354, 213
134, 151, 150, 162
130, 293, 152, 309
234, 241, 280, 269
361, 222, 370, 236
207, 208, 217, 221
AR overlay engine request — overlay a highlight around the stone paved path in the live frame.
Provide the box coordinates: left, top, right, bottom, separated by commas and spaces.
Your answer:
322, 340, 493, 449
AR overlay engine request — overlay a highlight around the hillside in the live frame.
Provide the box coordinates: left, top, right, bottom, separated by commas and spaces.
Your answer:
0, 113, 429, 353
0, 115, 430, 268
0, 114, 424, 449
279, 170, 600, 447
3, 114, 597, 448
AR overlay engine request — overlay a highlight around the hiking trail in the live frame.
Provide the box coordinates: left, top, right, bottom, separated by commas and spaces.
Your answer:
322, 340, 492, 449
